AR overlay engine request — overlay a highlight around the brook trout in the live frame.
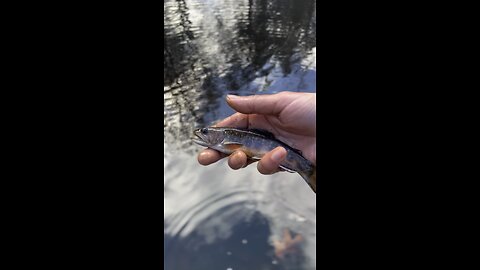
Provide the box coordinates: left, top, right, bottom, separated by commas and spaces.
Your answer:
192, 127, 316, 193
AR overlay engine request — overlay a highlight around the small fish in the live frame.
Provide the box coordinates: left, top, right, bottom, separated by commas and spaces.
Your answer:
192, 127, 316, 193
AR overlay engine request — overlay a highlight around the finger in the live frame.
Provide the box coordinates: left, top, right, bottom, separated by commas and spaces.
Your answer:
257, 147, 287, 175
226, 92, 293, 115
213, 112, 248, 128
228, 150, 248, 170
198, 149, 227, 165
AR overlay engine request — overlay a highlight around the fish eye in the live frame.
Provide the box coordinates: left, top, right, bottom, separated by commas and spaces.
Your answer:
201, 128, 208, 134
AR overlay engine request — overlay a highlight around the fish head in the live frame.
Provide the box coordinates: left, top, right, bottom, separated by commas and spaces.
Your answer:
192, 127, 225, 147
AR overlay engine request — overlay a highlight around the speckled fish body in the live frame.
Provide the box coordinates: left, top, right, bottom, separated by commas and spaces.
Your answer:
192, 127, 316, 193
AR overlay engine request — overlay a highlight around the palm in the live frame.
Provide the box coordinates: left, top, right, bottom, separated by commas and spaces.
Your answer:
242, 94, 316, 163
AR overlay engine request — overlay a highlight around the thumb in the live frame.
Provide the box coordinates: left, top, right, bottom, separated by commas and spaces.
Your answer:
226, 93, 289, 115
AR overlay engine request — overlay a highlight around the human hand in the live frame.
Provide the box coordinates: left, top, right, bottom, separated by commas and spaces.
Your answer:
197, 91, 316, 175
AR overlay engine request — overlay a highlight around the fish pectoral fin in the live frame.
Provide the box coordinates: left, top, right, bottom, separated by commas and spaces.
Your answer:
223, 143, 243, 151
279, 165, 296, 173
223, 141, 243, 145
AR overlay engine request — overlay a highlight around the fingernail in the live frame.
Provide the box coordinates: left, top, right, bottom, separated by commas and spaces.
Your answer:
227, 94, 240, 100
271, 148, 286, 163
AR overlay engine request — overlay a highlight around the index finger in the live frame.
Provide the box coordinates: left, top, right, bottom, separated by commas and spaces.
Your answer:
198, 148, 227, 165
213, 112, 248, 128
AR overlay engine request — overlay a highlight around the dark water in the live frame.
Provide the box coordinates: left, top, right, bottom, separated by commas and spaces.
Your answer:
164, 0, 316, 269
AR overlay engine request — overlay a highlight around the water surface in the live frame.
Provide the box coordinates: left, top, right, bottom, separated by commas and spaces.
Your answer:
164, 0, 316, 269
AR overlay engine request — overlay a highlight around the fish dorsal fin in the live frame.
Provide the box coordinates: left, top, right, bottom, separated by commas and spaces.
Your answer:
247, 128, 276, 138
227, 128, 276, 139
291, 147, 303, 156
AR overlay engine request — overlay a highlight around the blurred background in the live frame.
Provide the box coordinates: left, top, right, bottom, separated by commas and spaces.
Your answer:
164, 0, 316, 269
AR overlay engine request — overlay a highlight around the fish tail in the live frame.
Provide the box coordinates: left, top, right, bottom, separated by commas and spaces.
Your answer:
299, 165, 316, 193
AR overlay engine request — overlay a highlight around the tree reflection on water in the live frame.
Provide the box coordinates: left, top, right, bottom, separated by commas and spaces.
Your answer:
164, 0, 316, 149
